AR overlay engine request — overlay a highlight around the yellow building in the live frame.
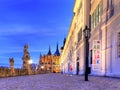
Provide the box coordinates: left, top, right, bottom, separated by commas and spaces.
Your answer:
39, 44, 60, 73
60, 0, 120, 77
60, 0, 90, 75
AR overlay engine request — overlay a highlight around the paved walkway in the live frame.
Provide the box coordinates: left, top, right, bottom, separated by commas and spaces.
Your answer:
0, 73, 120, 90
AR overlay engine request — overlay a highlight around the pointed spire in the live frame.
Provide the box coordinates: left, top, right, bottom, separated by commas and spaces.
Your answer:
54, 42, 60, 56
47, 45, 52, 55
40, 52, 42, 58
57, 42, 59, 51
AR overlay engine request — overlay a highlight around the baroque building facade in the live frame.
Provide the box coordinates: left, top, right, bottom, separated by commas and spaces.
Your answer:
60, 0, 120, 77
60, 0, 90, 75
39, 44, 60, 73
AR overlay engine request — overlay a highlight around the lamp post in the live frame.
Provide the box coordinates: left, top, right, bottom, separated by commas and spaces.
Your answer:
83, 25, 90, 81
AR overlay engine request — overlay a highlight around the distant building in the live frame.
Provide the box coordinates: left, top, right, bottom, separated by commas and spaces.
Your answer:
60, 0, 120, 77
22, 44, 31, 69
39, 43, 60, 73
9, 58, 15, 76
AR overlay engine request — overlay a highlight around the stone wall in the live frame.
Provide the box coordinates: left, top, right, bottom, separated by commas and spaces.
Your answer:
0, 67, 46, 78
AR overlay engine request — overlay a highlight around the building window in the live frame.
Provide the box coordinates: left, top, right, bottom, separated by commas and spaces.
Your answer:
78, 28, 82, 42
40, 62, 43, 65
95, 7, 99, 25
93, 12, 96, 28
48, 62, 50, 64
91, 14, 94, 29
53, 62, 55, 65
98, 2, 102, 22
91, 2, 102, 29
118, 32, 120, 57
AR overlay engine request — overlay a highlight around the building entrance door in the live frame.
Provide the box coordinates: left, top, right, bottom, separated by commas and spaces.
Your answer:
76, 62, 79, 75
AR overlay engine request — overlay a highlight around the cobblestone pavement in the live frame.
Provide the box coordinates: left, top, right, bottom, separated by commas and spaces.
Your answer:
0, 73, 120, 90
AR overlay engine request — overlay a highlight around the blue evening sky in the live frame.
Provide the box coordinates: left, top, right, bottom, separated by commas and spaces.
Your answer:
0, 0, 74, 68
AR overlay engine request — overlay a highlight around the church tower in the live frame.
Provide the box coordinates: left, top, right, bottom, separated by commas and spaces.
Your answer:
9, 58, 15, 76
39, 44, 60, 73
47, 45, 52, 55
52, 43, 60, 73
22, 44, 30, 69
54, 43, 60, 56
47, 46, 53, 72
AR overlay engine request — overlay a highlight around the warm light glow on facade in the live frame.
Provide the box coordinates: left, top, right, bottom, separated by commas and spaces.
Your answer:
60, 0, 120, 77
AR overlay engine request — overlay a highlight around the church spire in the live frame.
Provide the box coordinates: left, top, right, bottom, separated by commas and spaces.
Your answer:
56, 42, 59, 51
47, 45, 52, 55
54, 42, 60, 56
40, 52, 42, 58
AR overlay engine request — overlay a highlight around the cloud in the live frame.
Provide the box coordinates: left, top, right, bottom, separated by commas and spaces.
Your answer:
0, 25, 37, 36
0, 24, 67, 38
0, 56, 10, 59
0, 46, 47, 54
29, 49, 47, 53
0, 46, 23, 54
0, 50, 22, 54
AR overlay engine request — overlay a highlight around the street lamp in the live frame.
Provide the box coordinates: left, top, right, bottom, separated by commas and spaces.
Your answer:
28, 60, 33, 64
41, 66, 44, 69
83, 25, 91, 81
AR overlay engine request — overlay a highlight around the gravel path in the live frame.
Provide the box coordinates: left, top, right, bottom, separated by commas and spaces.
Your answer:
0, 73, 120, 90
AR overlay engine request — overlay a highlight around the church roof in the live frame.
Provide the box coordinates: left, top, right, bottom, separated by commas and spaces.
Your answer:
54, 43, 60, 56
47, 46, 52, 55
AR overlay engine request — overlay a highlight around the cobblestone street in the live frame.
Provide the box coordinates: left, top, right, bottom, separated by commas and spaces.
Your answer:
0, 73, 120, 90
